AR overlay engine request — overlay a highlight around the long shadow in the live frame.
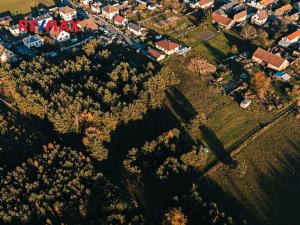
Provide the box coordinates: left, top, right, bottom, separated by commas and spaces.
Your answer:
200, 125, 236, 166
166, 87, 198, 123
251, 140, 300, 225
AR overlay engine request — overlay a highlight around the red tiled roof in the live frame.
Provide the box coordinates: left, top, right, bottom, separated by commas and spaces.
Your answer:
148, 48, 162, 59
212, 12, 233, 26
114, 15, 125, 23
257, 10, 268, 20
252, 47, 286, 67
276, 4, 292, 14
199, 0, 214, 6
102, 5, 119, 13
59, 6, 76, 14
155, 40, 180, 51
234, 10, 247, 20
78, 19, 98, 30
50, 28, 63, 38
260, 0, 276, 7
287, 30, 300, 41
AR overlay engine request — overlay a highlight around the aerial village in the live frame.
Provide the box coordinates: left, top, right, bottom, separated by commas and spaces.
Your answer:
0, 0, 299, 109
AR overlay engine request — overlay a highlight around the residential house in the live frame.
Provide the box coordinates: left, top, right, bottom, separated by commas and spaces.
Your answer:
91, 2, 102, 14
23, 35, 44, 48
80, 0, 93, 6
127, 22, 146, 36
0, 44, 16, 63
255, 0, 276, 9
251, 10, 268, 25
78, 18, 99, 31
252, 47, 289, 71
222, 0, 239, 12
34, 14, 53, 27
275, 4, 293, 15
233, 9, 255, 23
9, 24, 26, 36
212, 12, 235, 29
59, 6, 77, 21
50, 28, 71, 42
155, 40, 180, 55
102, 5, 119, 20
286, 11, 299, 21
114, 15, 128, 26
192, 0, 214, 8
148, 48, 165, 61
278, 30, 300, 47
273, 71, 291, 81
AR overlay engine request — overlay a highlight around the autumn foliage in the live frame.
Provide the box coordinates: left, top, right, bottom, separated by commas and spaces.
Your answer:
251, 72, 271, 99
187, 56, 216, 76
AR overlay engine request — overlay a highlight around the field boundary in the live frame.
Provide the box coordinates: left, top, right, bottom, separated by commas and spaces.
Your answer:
202, 102, 298, 177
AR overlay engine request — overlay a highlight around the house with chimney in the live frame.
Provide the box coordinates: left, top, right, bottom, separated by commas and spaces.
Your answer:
155, 40, 180, 55
251, 10, 268, 25
102, 5, 119, 20
59, 6, 77, 21
212, 12, 235, 29
252, 47, 289, 71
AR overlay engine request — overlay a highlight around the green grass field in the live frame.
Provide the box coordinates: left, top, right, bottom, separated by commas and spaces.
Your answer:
0, 0, 55, 15
180, 29, 254, 64
165, 57, 271, 152
206, 115, 300, 225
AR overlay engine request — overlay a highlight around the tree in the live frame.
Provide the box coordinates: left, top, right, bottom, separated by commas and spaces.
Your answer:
240, 24, 257, 40
255, 29, 272, 49
252, 72, 271, 99
164, 208, 187, 225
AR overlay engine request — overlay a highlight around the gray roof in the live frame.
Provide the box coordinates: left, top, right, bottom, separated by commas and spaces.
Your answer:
127, 22, 143, 32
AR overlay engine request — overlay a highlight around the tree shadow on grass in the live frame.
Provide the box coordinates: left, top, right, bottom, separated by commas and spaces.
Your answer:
166, 86, 198, 123
200, 125, 236, 166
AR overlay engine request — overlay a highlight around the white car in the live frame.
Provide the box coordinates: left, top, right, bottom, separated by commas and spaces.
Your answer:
240, 99, 251, 108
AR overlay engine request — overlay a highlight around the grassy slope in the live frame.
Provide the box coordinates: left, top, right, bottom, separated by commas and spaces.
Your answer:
206, 115, 300, 225
0, 0, 55, 14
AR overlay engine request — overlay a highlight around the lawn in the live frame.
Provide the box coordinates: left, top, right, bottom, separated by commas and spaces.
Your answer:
0, 0, 55, 15
177, 27, 255, 64
203, 115, 300, 225
165, 57, 273, 156
141, 11, 194, 37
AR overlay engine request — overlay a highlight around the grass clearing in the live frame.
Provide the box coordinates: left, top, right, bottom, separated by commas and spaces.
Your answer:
0, 0, 55, 15
165, 57, 272, 152
205, 115, 300, 225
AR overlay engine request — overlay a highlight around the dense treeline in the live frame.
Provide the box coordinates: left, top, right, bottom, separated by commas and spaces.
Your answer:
0, 41, 178, 161
0, 41, 246, 225
0, 144, 144, 224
